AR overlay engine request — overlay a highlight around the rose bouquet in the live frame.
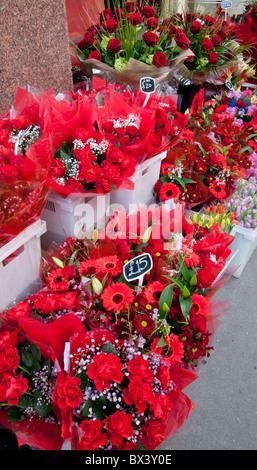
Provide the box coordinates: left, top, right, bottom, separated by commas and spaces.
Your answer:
72, 0, 192, 89
232, 2, 257, 81
169, 9, 251, 86
0, 88, 53, 247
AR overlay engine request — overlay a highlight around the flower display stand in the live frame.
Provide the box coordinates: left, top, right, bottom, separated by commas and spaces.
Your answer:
0, 219, 46, 311
40, 191, 111, 249
228, 224, 257, 278
110, 151, 167, 212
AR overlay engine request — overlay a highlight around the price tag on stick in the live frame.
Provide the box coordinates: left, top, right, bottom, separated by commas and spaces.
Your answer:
140, 77, 156, 107
123, 253, 153, 290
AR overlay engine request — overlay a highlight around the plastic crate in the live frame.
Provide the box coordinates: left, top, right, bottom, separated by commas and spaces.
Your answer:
110, 151, 167, 211
0, 219, 46, 311
41, 191, 111, 249
228, 224, 257, 278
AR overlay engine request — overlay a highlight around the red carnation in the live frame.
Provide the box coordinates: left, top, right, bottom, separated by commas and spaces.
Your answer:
127, 355, 154, 383
104, 411, 134, 446
123, 375, 154, 413
208, 52, 219, 64
202, 37, 213, 51
87, 352, 123, 391
55, 375, 83, 409
236, 100, 247, 109
0, 164, 18, 184
5, 374, 29, 406
106, 38, 121, 54
77, 420, 108, 450
152, 51, 168, 68
142, 31, 158, 46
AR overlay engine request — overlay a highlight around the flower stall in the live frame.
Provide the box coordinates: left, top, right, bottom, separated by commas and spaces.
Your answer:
0, 0, 257, 453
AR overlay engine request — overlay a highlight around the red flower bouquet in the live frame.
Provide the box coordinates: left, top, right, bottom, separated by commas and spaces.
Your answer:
0, 88, 53, 247
71, 1, 192, 89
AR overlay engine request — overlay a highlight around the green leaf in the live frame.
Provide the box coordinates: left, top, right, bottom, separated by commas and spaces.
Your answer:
82, 399, 93, 418
156, 335, 166, 348
18, 396, 31, 409
173, 176, 196, 191
21, 350, 34, 368
93, 404, 104, 421
101, 341, 118, 356
178, 252, 191, 283
159, 284, 173, 319
137, 440, 147, 450
30, 343, 41, 362
74, 371, 88, 391
179, 296, 192, 320
7, 406, 23, 422
33, 391, 53, 419
164, 275, 184, 292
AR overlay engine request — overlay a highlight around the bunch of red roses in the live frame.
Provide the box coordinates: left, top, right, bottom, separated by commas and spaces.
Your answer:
75, 1, 191, 77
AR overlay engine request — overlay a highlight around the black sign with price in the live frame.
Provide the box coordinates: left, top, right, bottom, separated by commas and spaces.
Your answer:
140, 77, 156, 94
123, 253, 153, 282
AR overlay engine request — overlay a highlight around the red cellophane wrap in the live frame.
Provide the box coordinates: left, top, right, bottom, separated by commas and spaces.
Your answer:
0, 88, 54, 247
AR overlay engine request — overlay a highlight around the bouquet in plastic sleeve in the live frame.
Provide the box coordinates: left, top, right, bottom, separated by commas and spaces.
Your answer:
0, 88, 54, 247
71, 0, 193, 89
0, 320, 63, 449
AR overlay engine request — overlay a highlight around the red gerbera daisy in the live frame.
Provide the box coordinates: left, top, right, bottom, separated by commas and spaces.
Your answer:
46, 268, 69, 291
134, 313, 155, 338
143, 281, 165, 304
101, 283, 135, 312
150, 334, 184, 365
159, 183, 180, 202
78, 260, 97, 277
190, 294, 209, 316
95, 255, 123, 277
209, 180, 227, 199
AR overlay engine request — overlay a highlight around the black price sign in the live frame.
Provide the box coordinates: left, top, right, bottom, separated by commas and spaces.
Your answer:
123, 253, 153, 282
140, 77, 156, 94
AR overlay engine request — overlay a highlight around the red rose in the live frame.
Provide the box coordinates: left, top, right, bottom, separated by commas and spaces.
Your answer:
202, 37, 213, 51
146, 16, 159, 30
152, 51, 168, 68
65, 177, 84, 192
142, 31, 158, 46
104, 411, 134, 446
100, 8, 113, 23
78, 32, 94, 50
0, 331, 18, 352
5, 374, 29, 406
175, 32, 190, 49
11, 115, 32, 130
51, 159, 66, 178
124, 1, 136, 12
77, 420, 108, 450
212, 34, 222, 46
142, 6, 156, 17
104, 18, 119, 33
205, 15, 215, 25
87, 352, 123, 391
106, 38, 121, 54
127, 355, 154, 382
0, 346, 20, 377
189, 314, 207, 332
126, 125, 139, 138
0, 164, 18, 184
196, 267, 216, 288
88, 50, 101, 61
156, 364, 170, 390
190, 20, 202, 33
127, 12, 143, 25
55, 375, 83, 409
123, 375, 154, 413
236, 100, 247, 109
208, 52, 219, 64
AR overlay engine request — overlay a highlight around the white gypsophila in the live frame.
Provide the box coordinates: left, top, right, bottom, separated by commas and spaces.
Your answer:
113, 114, 141, 130
10, 124, 40, 152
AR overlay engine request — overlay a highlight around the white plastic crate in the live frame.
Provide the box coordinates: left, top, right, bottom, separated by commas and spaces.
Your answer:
41, 191, 111, 249
0, 219, 46, 311
110, 151, 167, 212
227, 224, 257, 278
